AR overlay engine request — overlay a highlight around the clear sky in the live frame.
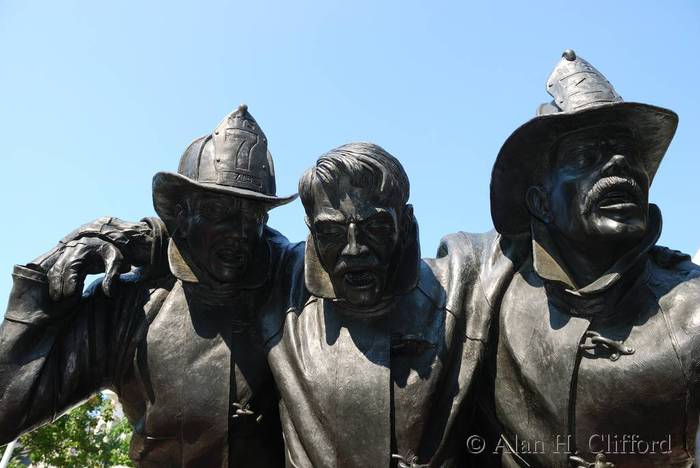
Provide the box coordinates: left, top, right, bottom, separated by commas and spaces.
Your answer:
0, 1, 698, 305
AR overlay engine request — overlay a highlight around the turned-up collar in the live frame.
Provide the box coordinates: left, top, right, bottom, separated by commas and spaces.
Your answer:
303, 214, 421, 316
167, 227, 272, 304
531, 204, 662, 296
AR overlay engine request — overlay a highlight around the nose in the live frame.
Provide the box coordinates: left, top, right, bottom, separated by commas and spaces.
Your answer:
342, 222, 369, 256
219, 216, 251, 240
601, 153, 630, 177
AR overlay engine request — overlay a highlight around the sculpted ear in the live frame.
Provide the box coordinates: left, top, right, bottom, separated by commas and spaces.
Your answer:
525, 186, 551, 224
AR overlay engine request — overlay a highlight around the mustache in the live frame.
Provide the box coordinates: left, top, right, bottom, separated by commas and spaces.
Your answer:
581, 176, 643, 215
213, 237, 252, 255
334, 257, 380, 275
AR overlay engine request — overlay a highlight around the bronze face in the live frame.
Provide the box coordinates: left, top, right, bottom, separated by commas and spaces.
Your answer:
176, 192, 266, 283
309, 175, 402, 307
528, 127, 650, 247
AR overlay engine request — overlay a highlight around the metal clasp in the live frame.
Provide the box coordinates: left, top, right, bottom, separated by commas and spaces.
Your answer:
579, 331, 635, 361
231, 401, 263, 423
569, 453, 615, 468
391, 453, 420, 468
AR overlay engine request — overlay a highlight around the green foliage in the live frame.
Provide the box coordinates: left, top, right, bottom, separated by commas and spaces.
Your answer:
3, 394, 132, 467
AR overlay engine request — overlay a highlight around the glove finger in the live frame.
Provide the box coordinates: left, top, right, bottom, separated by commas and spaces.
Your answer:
59, 241, 95, 298
101, 244, 124, 297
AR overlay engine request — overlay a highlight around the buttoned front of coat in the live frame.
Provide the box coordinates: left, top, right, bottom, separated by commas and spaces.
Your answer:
261, 230, 519, 468
264, 260, 459, 468
489, 234, 700, 468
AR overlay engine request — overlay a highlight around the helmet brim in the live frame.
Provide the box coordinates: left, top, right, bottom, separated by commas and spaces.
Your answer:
152, 171, 297, 231
490, 102, 678, 235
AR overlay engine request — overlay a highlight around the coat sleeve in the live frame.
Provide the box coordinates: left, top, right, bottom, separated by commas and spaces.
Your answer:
0, 264, 148, 444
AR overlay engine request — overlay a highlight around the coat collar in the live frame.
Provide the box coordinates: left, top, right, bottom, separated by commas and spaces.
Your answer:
531, 204, 662, 296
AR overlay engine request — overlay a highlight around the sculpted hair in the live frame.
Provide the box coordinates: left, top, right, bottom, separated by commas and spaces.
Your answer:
298, 142, 410, 217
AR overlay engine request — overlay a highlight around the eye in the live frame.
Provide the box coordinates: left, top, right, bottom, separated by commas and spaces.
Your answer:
571, 148, 601, 170
366, 224, 393, 237
315, 223, 346, 238
201, 201, 228, 220
363, 218, 395, 238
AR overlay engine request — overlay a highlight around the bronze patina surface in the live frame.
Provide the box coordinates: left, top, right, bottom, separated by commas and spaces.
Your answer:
1, 51, 698, 468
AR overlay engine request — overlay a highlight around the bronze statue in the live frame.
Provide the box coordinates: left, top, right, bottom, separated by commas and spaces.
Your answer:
475, 50, 700, 467
259, 142, 494, 467
0, 105, 300, 467
1, 50, 698, 468
0, 139, 506, 468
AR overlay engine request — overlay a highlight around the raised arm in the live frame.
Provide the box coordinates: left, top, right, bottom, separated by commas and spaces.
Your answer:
0, 216, 169, 443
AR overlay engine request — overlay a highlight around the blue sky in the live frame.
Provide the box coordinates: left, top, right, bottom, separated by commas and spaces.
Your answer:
0, 1, 698, 304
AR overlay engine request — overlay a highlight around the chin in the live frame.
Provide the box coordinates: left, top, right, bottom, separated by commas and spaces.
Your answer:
209, 265, 248, 283
590, 217, 648, 241
343, 288, 383, 309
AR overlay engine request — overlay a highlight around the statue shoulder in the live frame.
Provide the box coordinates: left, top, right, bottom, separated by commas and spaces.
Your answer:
645, 247, 700, 376
264, 225, 292, 249
649, 245, 697, 273
647, 245, 700, 294
434, 230, 528, 284
646, 246, 700, 323
429, 230, 530, 325
260, 227, 308, 340
436, 230, 529, 265
649, 246, 700, 286
436, 230, 499, 260
265, 225, 305, 278
408, 259, 447, 312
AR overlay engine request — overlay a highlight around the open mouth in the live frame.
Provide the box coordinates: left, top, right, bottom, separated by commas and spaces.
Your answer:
215, 248, 247, 265
596, 190, 639, 212
343, 270, 376, 289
